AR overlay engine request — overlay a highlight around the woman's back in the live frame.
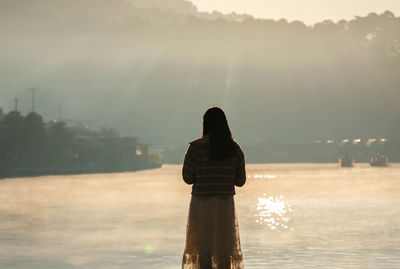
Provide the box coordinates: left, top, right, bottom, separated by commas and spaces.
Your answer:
182, 135, 246, 196
182, 107, 246, 269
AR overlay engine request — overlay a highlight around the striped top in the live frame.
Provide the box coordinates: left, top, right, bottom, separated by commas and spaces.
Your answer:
182, 136, 246, 196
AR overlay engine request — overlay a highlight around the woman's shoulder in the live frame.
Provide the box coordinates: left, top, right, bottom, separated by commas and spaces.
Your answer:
189, 137, 203, 145
189, 136, 210, 147
233, 140, 245, 158
187, 137, 208, 154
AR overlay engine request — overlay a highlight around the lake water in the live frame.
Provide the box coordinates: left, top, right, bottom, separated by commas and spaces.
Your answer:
0, 164, 399, 269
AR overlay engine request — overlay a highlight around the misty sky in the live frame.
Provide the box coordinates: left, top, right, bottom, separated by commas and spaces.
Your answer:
192, 0, 400, 24
1, 0, 399, 145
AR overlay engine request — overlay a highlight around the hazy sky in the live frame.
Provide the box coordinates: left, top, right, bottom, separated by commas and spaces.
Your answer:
191, 0, 400, 24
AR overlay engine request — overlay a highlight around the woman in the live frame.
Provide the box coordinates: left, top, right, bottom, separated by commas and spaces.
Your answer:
182, 107, 246, 269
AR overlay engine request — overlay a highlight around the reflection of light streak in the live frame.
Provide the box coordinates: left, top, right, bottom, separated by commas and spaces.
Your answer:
255, 194, 293, 231
251, 174, 277, 179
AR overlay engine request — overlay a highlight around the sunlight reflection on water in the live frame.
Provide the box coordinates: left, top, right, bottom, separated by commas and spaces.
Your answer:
255, 194, 293, 231
1, 164, 400, 268
249, 174, 277, 179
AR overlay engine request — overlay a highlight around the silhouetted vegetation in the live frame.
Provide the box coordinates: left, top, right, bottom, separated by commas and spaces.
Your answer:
0, 111, 161, 178
0, 0, 399, 147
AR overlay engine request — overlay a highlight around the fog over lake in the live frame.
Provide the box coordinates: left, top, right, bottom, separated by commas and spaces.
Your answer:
1, 164, 399, 268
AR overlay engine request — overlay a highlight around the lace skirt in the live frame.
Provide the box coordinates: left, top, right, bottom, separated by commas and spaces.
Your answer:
182, 195, 244, 269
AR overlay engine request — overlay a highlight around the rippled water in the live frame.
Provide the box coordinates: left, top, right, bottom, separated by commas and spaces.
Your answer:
0, 164, 399, 268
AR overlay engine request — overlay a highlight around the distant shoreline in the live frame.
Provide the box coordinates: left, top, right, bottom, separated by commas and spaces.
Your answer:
0, 165, 161, 180
163, 161, 399, 165
2, 162, 397, 179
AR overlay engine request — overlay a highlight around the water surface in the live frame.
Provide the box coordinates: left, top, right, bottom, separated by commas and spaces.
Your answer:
1, 164, 399, 268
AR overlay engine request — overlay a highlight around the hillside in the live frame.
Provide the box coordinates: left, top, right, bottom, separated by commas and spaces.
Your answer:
0, 1, 399, 146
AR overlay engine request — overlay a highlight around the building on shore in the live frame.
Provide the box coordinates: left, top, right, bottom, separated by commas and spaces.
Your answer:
0, 111, 161, 179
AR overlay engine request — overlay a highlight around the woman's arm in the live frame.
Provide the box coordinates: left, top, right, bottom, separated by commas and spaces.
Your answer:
234, 145, 246, 187
182, 144, 195, 184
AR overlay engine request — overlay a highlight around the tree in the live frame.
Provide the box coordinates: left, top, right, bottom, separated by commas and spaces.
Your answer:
0, 111, 25, 165
47, 120, 75, 164
22, 112, 47, 165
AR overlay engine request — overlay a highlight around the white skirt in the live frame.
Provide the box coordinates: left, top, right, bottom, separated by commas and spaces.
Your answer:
182, 195, 244, 269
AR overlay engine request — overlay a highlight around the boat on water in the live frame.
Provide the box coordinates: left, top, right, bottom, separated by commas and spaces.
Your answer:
370, 153, 389, 167
339, 156, 355, 167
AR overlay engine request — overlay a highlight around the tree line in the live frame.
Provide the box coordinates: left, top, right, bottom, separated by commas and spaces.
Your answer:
0, 1, 399, 146
0, 111, 160, 177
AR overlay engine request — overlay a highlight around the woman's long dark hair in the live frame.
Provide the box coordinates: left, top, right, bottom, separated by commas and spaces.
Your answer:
203, 107, 235, 160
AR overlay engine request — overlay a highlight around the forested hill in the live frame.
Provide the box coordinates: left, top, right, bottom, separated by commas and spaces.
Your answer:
0, 0, 252, 23
0, 0, 399, 145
